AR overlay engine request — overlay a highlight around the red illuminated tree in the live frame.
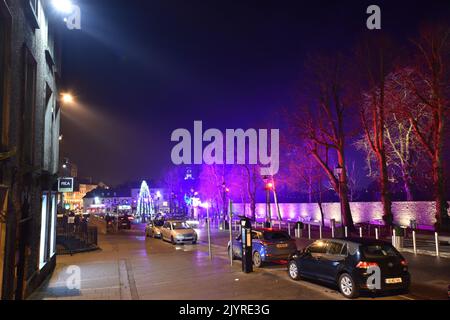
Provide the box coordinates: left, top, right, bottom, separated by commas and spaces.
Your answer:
401, 24, 450, 231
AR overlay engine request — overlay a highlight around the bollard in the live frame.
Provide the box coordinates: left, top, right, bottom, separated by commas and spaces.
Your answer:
288, 222, 291, 236
319, 224, 322, 239
412, 230, 417, 255
331, 225, 335, 238
359, 227, 363, 238
344, 226, 348, 238
375, 227, 379, 240
278, 220, 281, 230
435, 232, 440, 257
297, 224, 301, 238
308, 224, 311, 239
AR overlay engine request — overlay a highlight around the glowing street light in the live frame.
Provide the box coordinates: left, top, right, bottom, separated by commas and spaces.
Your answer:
52, 0, 74, 14
61, 93, 74, 104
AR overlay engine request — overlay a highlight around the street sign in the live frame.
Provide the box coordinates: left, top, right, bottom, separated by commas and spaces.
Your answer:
58, 177, 74, 193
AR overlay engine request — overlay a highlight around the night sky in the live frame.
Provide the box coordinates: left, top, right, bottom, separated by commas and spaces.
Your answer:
60, 0, 450, 186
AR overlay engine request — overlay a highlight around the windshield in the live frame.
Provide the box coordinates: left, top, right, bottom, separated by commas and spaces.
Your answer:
362, 244, 400, 259
263, 231, 291, 241
171, 222, 190, 230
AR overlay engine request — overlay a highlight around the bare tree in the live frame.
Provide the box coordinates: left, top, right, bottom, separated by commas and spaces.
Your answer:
358, 36, 397, 226
402, 24, 450, 230
355, 69, 429, 201
291, 54, 355, 229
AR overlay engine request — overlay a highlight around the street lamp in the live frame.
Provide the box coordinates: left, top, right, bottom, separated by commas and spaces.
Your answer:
264, 179, 273, 228
52, 0, 74, 14
61, 93, 74, 104
334, 165, 345, 232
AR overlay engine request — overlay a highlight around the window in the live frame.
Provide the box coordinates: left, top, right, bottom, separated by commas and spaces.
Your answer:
263, 231, 291, 241
308, 241, 329, 254
30, 0, 39, 14
26, 0, 40, 29
362, 244, 400, 259
39, 194, 48, 268
22, 46, 37, 165
327, 242, 344, 255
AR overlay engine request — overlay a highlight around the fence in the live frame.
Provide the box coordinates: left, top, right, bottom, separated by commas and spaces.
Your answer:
56, 218, 99, 255
210, 216, 450, 258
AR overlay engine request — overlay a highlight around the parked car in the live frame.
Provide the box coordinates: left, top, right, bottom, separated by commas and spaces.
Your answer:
228, 229, 297, 268
160, 220, 198, 245
118, 214, 132, 230
145, 219, 164, 238
287, 238, 411, 299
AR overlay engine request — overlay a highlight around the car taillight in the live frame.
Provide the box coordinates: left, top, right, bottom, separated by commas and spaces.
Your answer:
128, 217, 134, 221
401, 260, 408, 266
356, 261, 379, 269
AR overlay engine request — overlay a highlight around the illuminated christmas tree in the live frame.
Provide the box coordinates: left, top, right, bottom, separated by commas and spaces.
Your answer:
137, 181, 154, 221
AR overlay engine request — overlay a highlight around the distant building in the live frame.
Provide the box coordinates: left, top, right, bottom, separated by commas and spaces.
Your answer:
63, 180, 100, 211
83, 187, 133, 215
0, 1, 63, 299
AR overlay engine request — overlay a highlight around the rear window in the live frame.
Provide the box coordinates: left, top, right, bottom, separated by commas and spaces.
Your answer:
154, 220, 164, 227
263, 231, 291, 241
362, 244, 400, 259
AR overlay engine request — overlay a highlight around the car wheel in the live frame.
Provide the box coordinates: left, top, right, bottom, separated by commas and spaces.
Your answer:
338, 273, 359, 299
288, 260, 301, 281
171, 236, 176, 245
253, 251, 263, 268
192, 240, 197, 245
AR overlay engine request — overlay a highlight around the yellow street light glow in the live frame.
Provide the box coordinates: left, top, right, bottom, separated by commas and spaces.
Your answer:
61, 93, 74, 104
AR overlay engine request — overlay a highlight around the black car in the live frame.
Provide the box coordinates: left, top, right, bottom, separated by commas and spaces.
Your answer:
287, 238, 410, 299
118, 214, 132, 230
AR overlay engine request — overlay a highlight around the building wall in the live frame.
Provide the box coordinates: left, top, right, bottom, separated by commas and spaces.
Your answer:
0, 0, 61, 300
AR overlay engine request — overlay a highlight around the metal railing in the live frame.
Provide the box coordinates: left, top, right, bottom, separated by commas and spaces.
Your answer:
56, 219, 99, 255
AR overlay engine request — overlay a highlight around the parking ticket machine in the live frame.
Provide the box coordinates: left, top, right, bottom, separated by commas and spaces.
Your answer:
241, 218, 253, 273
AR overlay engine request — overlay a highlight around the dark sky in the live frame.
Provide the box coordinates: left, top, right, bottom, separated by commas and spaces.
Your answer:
59, 0, 450, 186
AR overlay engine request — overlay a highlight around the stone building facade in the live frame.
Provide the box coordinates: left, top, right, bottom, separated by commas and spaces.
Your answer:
0, 0, 62, 299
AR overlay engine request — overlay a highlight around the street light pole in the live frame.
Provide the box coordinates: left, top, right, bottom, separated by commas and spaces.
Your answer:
206, 203, 212, 260
264, 178, 273, 228
335, 165, 345, 236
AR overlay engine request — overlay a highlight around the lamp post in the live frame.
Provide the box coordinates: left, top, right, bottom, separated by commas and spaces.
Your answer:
221, 182, 230, 229
334, 165, 345, 235
263, 177, 273, 228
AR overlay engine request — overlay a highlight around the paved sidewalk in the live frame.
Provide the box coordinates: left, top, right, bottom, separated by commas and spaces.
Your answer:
29, 226, 340, 300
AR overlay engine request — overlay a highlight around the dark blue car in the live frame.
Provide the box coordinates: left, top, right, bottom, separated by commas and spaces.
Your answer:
288, 238, 410, 299
228, 229, 297, 267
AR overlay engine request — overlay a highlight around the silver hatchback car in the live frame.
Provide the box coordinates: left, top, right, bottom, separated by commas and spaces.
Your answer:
160, 220, 198, 245
145, 220, 164, 238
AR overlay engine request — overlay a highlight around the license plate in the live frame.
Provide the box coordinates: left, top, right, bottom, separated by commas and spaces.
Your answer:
277, 244, 288, 248
385, 278, 402, 284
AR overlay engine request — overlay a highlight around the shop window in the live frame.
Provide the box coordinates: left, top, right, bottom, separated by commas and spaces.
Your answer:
49, 194, 57, 257
39, 194, 48, 268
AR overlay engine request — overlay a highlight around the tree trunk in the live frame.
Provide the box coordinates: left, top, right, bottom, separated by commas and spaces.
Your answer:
339, 181, 354, 230
401, 169, 414, 201
250, 199, 256, 222
433, 158, 450, 231
338, 151, 355, 230
378, 152, 393, 225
